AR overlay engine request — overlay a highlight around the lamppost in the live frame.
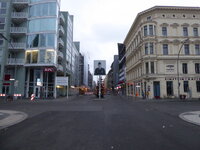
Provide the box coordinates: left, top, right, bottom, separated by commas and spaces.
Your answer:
0, 33, 16, 100
177, 38, 189, 99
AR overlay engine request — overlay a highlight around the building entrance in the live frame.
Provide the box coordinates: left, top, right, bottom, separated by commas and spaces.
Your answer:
153, 81, 160, 98
166, 81, 173, 96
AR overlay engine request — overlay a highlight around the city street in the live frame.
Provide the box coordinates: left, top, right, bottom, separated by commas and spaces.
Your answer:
0, 95, 200, 150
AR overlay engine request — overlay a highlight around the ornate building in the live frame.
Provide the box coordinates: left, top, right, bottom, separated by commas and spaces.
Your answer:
124, 6, 200, 99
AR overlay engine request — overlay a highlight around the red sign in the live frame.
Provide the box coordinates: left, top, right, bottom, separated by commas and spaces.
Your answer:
44, 67, 55, 72
4, 74, 11, 81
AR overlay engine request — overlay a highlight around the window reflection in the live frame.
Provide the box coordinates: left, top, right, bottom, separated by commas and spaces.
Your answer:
29, 18, 57, 33
27, 33, 56, 48
30, 2, 57, 17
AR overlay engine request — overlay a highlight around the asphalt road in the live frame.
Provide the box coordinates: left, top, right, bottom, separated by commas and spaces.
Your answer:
0, 95, 200, 150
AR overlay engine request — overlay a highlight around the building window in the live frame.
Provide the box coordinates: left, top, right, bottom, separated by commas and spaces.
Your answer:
150, 43, 154, 54
182, 63, 188, 74
149, 25, 154, 36
0, 9, 6, 14
145, 62, 149, 74
151, 62, 154, 73
184, 44, 190, 55
195, 63, 200, 74
0, 2, 7, 8
144, 25, 147, 36
183, 27, 188, 36
147, 16, 151, 20
193, 28, 199, 37
195, 44, 200, 55
145, 43, 148, 55
0, 17, 5, 30
162, 27, 167, 36
163, 44, 168, 55
196, 81, 200, 92
184, 81, 189, 92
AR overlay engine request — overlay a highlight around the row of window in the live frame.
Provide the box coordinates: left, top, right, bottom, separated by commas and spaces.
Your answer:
26, 49, 55, 64
182, 63, 200, 74
183, 81, 200, 92
144, 43, 200, 55
30, 2, 57, 17
162, 44, 200, 55
162, 26, 199, 37
28, 18, 57, 33
143, 24, 200, 37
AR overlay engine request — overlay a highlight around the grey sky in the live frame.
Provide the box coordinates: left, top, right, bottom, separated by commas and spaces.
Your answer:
60, 0, 200, 75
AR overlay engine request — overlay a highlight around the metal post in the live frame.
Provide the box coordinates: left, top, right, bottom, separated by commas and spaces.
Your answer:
99, 75, 101, 99
177, 38, 189, 99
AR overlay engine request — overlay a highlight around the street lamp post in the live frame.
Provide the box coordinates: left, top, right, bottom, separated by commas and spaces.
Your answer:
177, 38, 189, 99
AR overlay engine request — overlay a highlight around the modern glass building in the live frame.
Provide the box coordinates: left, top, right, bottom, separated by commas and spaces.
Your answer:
25, 0, 60, 98
0, 0, 79, 99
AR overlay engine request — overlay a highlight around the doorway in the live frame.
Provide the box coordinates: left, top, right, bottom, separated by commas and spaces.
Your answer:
166, 81, 173, 96
153, 81, 160, 98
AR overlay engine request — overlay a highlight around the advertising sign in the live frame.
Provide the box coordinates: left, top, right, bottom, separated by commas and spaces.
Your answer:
94, 60, 106, 75
166, 64, 175, 73
44, 67, 55, 72
55, 77, 68, 86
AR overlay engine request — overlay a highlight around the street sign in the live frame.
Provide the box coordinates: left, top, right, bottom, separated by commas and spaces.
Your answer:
55, 77, 68, 86
94, 60, 106, 75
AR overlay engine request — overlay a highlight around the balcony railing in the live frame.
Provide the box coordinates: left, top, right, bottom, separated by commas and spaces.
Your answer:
12, 12, 28, 18
59, 38, 64, 47
59, 26, 65, 36
60, 13, 65, 25
7, 58, 25, 65
10, 27, 27, 34
9, 43, 26, 50
12, 0, 29, 3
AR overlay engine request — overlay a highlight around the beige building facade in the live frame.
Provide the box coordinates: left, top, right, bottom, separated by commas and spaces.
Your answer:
124, 6, 200, 99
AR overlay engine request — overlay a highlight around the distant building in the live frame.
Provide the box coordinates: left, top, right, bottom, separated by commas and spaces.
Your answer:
88, 68, 93, 89
112, 55, 119, 88
79, 53, 84, 86
118, 43, 126, 95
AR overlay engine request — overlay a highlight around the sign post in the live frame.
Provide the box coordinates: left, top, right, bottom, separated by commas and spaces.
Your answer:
94, 60, 106, 99
55, 77, 69, 99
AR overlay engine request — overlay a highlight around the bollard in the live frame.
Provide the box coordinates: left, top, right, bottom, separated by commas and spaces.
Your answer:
31, 94, 35, 101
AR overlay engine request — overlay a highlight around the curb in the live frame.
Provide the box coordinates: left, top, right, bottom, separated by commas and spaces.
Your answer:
179, 111, 200, 126
0, 110, 28, 130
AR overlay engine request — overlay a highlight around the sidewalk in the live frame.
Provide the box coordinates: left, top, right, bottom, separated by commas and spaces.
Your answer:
179, 111, 200, 126
0, 110, 28, 130
0, 95, 78, 104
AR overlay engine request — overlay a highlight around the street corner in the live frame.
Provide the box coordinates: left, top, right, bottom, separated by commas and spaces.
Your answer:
179, 111, 200, 126
0, 110, 28, 130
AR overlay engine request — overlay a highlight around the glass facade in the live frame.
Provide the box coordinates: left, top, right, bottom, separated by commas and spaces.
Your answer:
30, 2, 57, 17
27, 1, 58, 65
28, 18, 57, 32
27, 33, 56, 48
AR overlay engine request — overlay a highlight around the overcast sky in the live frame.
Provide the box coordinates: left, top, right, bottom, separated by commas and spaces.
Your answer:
60, 0, 200, 76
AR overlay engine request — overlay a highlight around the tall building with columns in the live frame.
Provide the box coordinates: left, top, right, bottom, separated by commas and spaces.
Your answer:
125, 6, 200, 99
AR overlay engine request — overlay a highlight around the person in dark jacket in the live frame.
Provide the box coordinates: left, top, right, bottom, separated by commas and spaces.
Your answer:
94, 62, 105, 75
